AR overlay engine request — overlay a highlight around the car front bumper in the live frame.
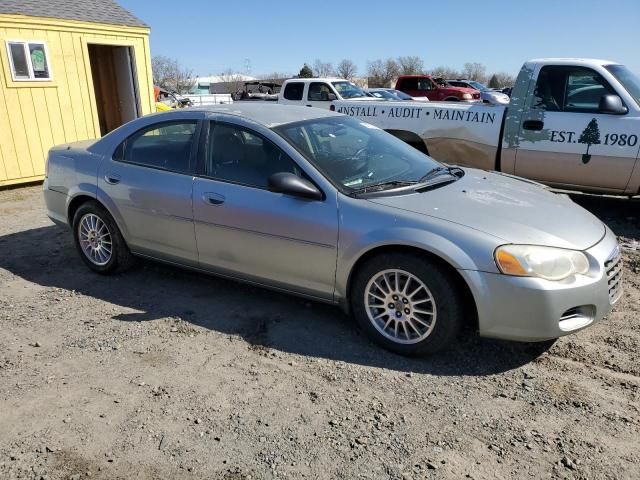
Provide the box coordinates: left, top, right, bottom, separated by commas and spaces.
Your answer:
462, 227, 621, 342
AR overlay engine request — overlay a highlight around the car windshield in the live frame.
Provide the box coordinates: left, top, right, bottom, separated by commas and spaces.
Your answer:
369, 90, 394, 99
468, 81, 488, 91
605, 64, 640, 107
274, 116, 442, 192
332, 81, 367, 99
388, 89, 413, 100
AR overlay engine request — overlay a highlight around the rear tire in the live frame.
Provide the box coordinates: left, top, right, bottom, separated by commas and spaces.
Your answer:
351, 253, 463, 356
72, 201, 135, 274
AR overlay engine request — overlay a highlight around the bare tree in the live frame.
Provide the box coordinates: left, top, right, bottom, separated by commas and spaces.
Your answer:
397, 56, 424, 75
429, 66, 462, 79
258, 72, 291, 82
151, 55, 195, 94
336, 59, 358, 80
462, 62, 487, 83
367, 58, 399, 87
217, 69, 246, 95
312, 59, 335, 78
351, 77, 369, 88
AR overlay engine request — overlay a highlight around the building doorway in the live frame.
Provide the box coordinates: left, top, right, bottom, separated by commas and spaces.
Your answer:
88, 44, 140, 136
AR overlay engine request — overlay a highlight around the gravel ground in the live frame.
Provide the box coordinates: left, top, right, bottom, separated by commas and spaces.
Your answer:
0, 186, 639, 480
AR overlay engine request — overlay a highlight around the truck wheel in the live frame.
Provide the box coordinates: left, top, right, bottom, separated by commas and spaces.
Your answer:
72, 201, 135, 274
350, 253, 463, 356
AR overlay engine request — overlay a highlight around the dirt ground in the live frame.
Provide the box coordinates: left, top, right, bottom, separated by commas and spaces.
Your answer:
0, 185, 638, 480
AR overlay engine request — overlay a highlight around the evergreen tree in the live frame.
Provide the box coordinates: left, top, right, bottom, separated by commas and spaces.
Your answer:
297, 64, 313, 78
578, 118, 601, 164
488, 74, 500, 89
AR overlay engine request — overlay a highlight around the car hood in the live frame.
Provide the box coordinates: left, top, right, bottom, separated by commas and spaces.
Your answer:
482, 91, 510, 103
368, 169, 605, 250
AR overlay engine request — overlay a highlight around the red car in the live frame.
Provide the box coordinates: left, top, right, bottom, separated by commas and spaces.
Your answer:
395, 75, 480, 102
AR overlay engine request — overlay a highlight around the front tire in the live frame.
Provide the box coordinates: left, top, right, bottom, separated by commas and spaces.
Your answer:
72, 201, 134, 274
351, 253, 463, 356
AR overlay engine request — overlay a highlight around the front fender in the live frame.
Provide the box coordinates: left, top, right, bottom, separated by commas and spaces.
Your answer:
335, 225, 498, 303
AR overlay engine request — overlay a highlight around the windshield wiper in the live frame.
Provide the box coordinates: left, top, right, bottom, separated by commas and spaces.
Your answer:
349, 180, 418, 195
419, 166, 464, 182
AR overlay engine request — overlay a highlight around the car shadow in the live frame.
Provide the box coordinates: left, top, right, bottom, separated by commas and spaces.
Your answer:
0, 225, 554, 376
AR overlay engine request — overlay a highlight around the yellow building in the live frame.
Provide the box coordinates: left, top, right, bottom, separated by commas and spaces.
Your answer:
0, 0, 154, 187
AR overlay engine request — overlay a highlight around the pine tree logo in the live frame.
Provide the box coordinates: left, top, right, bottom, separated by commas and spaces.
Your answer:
578, 118, 601, 164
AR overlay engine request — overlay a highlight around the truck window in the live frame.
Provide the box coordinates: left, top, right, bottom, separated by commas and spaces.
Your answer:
283, 82, 304, 101
308, 82, 333, 101
398, 78, 433, 91
533, 66, 617, 113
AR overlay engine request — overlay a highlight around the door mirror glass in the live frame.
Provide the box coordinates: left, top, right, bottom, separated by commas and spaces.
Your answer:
327, 92, 337, 101
268, 172, 323, 200
598, 94, 628, 114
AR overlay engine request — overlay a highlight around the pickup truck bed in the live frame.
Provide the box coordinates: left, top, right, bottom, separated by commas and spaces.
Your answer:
333, 101, 505, 172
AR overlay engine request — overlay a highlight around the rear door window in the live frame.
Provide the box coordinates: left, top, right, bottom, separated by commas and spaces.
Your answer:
283, 82, 304, 101
113, 121, 198, 174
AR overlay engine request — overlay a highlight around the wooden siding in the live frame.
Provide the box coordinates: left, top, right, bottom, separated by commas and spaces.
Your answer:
0, 14, 154, 186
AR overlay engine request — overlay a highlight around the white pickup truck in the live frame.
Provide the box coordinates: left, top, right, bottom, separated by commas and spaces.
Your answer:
278, 77, 371, 109
314, 59, 640, 196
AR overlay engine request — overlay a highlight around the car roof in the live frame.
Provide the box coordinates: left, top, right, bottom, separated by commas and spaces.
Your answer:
526, 58, 617, 67
176, 103, 342, 128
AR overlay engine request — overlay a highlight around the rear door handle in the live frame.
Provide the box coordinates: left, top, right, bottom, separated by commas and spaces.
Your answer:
104, 174, 121, 185
203, 192, 225, 205
522, 120, 544, 131
306, 104, 313, 107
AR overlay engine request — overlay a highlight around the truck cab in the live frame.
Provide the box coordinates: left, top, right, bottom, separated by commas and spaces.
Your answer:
279, 78, 369, 109
395, 75, 481, 102
502, 58, 640, 194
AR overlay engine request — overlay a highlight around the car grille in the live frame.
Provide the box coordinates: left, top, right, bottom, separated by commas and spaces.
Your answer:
605, 247, 623, 304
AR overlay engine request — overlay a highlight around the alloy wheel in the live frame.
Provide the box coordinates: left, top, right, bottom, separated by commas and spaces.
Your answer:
364, 269, 437, 344
77, 213, 112, 266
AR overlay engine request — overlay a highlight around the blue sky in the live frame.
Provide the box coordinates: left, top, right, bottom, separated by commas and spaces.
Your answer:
119, 0, 640, 77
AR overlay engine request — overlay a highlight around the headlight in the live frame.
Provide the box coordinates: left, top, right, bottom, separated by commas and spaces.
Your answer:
494, 245, 590, 281
462, 93, 473, 100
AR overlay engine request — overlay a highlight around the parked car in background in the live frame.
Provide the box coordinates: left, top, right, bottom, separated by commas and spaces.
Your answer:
395, 75, 481, 102
446, 79, 510, 104
332, 58, 640, 196
279, 78, 369, 109
366, 88, 430, 102
44, 104, 620, 356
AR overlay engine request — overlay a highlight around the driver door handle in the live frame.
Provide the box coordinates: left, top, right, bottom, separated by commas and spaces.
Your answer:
203, 192, 225, 205
522, 120, 544, 131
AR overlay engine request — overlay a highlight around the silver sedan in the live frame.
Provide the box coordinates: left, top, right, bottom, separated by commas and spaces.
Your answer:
43, 104, 622, 355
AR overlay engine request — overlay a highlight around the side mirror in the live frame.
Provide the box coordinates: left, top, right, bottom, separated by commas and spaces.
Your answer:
268, 172, 323, 200
327, 92, 337, 101
598, 94, 628, 115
